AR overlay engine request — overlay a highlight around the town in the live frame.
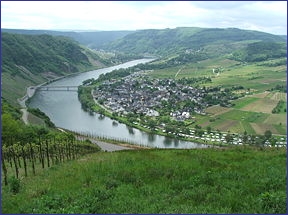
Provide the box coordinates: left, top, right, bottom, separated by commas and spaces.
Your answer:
92, 70, 239, 120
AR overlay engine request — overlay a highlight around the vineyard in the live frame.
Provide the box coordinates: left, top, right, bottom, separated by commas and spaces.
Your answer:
1, 131, 101, 187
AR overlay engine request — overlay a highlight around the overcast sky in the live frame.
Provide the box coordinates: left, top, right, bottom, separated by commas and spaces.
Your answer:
1, 1, 287, 35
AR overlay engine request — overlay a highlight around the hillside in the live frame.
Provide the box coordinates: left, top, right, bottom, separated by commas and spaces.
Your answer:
2, 147, 286, 214
1, 28, 134, 49
103, 27, 286, 57
230, 41, 287, 62
1, 32, 112, 106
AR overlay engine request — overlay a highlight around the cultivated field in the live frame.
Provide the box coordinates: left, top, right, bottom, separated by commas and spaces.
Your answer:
250, 122, 278, 135
240, 98, 278, 113
232, 97, 259, 109
151, 57, 286, 91
205, 105, 231, 115
149, 57, 286, 136
201, 79, 286, 135
264, 114, 286, 126
270, 92, 287, 101
249, 91, 270, 98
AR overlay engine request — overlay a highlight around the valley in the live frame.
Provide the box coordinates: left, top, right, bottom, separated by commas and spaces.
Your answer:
1, 26, 287, 214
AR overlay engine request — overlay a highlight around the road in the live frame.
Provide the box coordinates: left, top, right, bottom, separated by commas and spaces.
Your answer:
90, 139, 134, 152
76, 135, 144, 152
18, 86, 39, 124
20, 108, 29, 125
175, 65, 185, 78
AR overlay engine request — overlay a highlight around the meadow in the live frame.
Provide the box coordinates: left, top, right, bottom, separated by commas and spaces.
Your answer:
2, 146, 286, 214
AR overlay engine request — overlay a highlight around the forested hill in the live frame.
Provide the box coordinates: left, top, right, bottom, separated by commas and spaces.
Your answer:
1, 32, 111, 106
1, 28, 133, 49
103, 27, 286, 56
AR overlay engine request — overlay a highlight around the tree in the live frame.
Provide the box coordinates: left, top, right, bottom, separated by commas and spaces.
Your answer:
206, 126, 212, 134
1, 113, 22, 145
242, 131, 248, 144
264, 130, 272, 140
255, 135, 266, 147
195, 129, 204, 137
147, 119, 157, 131
165, 125, 176, 134
225, 133, 233, 144
159, 116, 171, 124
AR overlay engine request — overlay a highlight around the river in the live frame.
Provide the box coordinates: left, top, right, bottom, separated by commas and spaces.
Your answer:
28, 59, 208, 149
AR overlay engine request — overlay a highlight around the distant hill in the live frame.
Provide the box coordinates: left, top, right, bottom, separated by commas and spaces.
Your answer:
278, 35, 287, 41
230, 41, 287, 62
1, 32, 111, 106
103, 27, 286, 57
1, 28, 134, 49
3, 27, 285, 57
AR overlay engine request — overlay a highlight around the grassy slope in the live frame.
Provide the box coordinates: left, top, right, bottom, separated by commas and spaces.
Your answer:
1, 71, 47, 107
2, 147, 286, 214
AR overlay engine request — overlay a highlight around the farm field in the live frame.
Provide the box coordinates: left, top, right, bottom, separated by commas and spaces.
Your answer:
151, 57, 286, 92
231, 97, 260, 109
150, 57, 240, 80
201, 91, 286, 135
269, 92, 287, 101
205, 106, 231, 115
238, 97, 278, 113
149, 57, 286, 136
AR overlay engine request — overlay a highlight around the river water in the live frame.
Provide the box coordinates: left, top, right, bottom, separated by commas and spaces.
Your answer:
29, 59, 208, 149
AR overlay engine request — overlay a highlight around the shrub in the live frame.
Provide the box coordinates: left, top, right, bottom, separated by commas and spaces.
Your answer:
9, 176, 21, 194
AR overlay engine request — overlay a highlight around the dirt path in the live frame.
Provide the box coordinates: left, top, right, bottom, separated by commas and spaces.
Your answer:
175, 65, 185, 78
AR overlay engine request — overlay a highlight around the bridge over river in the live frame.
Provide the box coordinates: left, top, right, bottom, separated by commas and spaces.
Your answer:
37, 85, 79, 91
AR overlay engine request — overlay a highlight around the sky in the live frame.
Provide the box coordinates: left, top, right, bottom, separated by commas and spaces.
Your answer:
1, 1, 287, 35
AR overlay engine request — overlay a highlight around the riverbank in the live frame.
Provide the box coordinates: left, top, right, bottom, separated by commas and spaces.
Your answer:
17, 63, 107, 124
59, 127, 151, 151
89, 96, 217, 147
17, 77, 73, 125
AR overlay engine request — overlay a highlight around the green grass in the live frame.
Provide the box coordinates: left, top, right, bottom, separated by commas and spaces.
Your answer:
2, 147, 286, 214
232, 97, 260, 109
274, 124, 287, 135
241, 121, 257, 134
150, 59, 286, 93
220, 109, 269, 123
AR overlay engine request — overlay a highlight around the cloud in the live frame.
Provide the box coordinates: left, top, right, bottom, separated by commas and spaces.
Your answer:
1, 1, 287, 34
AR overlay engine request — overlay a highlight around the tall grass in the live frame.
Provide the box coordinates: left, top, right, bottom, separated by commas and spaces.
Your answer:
2, 147, 286, 214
